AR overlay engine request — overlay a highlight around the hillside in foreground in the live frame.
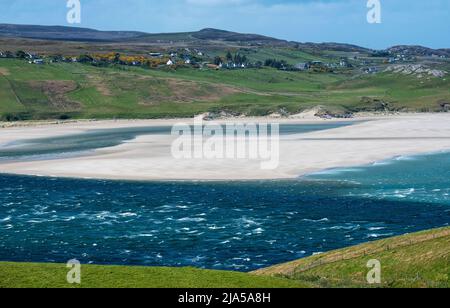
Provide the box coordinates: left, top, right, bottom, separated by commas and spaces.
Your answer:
0, 263, 309, 288
254, 227, 450, 288
0, 227, 448, 288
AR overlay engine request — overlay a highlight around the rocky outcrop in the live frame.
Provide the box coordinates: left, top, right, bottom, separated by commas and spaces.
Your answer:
385, 65, 447, 78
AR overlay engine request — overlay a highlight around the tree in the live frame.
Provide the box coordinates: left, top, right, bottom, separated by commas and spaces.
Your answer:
234, 54, 242, 65
213, 56, 223, 66
114, 53, 121, 64
226, 51, 233, 62
77, 54, 94, 63
16, 50, 27, 59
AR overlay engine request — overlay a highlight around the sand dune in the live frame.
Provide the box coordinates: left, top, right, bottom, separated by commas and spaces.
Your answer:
0, 114, 449, 181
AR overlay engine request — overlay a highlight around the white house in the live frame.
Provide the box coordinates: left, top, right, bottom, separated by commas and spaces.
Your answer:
167, 59, 174, 66
29, 59, 44, 65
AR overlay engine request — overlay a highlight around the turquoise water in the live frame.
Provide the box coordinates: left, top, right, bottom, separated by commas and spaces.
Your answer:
0, 122, 354, 161
0, 151, 448, 271
305, 152, 450, 205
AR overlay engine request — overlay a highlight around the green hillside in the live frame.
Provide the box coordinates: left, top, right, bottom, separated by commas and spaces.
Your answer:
0, 57, 449, 121
253, 227, 450, 288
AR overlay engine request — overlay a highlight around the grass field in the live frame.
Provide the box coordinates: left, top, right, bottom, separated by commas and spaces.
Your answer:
0, 58, 449, 120
0, 263, 309, 288
0, 228, 448, 288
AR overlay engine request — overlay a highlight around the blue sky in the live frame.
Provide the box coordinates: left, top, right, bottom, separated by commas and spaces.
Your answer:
0, 0, 449, 49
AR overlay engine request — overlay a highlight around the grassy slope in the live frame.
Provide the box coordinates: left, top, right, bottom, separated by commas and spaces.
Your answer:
0, 263, 309, 288
254, 227, 450, 288
0, 57, 449, 120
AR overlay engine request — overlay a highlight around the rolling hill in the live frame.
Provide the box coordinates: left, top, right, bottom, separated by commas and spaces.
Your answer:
1, 23, 449, 56
0, 24, 289, 45
0, 23, 146, 42
0, 24, 371, 52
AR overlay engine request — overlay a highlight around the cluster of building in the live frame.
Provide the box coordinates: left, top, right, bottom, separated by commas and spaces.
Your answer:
149, 48, 207, 67
294, 58, 353, 72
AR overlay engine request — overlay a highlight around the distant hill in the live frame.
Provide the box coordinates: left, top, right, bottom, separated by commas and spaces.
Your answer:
299, 42, 371, 53
191, 28, 287, 44
0, 24, 146, 42
0, 24, 448, 56
387, 45, 450, 57
0, 23, 361, 51
0, 24, 288, 45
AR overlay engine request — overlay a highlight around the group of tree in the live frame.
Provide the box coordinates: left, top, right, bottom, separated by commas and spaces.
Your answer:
222, 51, 248, 65
0, 50, 28, 59
264, 58, 289, 70
76, 53, 170, 68
371, 50, 390, 57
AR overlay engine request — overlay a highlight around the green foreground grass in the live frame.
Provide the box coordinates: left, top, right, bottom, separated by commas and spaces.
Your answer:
1, 227, 448, 288
0, 263, 309, 288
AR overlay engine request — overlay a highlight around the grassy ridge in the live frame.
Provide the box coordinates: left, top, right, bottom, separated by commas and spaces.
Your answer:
254, 227, 450, 288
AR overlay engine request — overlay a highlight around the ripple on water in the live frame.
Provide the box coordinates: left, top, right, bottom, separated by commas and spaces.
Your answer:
0, 152, 449, 271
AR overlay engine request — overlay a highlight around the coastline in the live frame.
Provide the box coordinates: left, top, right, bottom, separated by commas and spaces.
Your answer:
1, 113, 450, 181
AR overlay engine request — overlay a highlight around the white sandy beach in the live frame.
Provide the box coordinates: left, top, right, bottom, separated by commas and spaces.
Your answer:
0, 114, 449, 181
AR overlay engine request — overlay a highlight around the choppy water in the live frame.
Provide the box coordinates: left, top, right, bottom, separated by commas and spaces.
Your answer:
0, 151, 449, 271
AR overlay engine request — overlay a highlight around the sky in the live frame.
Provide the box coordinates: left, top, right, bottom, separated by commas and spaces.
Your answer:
0, 0, 449, 49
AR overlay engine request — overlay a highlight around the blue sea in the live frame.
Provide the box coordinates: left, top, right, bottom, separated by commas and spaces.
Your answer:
0, 124, 449, 271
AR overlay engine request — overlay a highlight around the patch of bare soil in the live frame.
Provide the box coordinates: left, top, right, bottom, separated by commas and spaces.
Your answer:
139, 78, 240, 105
0, 67, 10, 76
87, 75, 112, 96
29, 80, 81, 110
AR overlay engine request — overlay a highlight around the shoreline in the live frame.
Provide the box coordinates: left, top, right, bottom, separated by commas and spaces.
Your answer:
0, 113, 450, 181
0, 111, 434, 129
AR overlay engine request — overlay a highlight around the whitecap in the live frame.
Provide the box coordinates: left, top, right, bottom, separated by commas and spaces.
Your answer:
367, 227, 386, 231
238, 218, 260, 226
302, 218, 329, 223
367, 233, 394, 239
177, 217, 206, 223
327, 224, 360, 231
253, 228, 264, 234
372, 160, 393, 166
394, 155, 417, 161
208, 225, 225, 230
119, 212, 137, 218
0, 216, 11, 222
138, 233, 154, 237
